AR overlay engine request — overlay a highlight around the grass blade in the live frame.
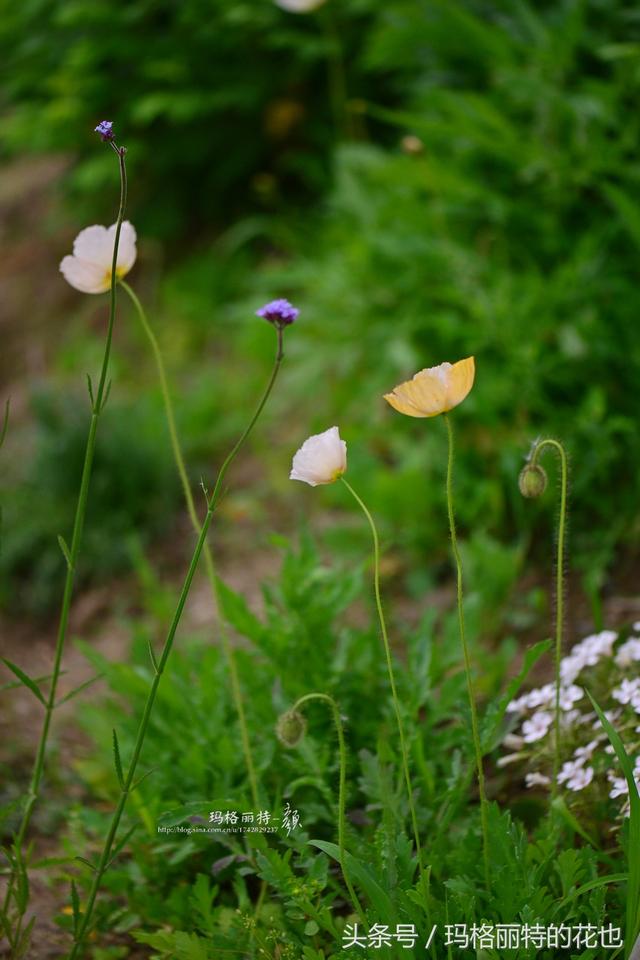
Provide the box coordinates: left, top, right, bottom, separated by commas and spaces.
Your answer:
1, 658, 46, 706
588, 690, 640, 956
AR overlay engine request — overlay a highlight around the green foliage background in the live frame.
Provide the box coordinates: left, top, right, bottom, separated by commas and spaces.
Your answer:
2, 0, 640, 613
2, 3, 640, 956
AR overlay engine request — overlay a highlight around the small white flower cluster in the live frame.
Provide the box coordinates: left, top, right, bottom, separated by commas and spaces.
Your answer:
502, 625, 640, 814
607, 756, 640, 815
559, 630, 617, 683
615, 637, 640, 668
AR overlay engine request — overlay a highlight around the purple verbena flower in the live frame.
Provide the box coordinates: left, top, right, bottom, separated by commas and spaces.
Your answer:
95, 120, 115, 142
256, 298, 299, 327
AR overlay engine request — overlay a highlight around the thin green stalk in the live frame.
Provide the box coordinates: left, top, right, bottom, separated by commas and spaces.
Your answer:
339, 478, 424, 881
291, 693, 365, 923
443, 413, 490, 890
68, 328, 284, 959
2, 145, 127, 947
527, 437, 568, 798
119, 279, 259, 808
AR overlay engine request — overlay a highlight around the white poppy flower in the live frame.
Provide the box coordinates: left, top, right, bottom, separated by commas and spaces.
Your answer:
60, 221, 137, 294
275, 0, 327, 11
290, 426, 347, 487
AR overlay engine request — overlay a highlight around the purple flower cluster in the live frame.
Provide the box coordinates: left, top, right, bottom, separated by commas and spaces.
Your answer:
256, 298, 299, 327
95, 120, 114, 142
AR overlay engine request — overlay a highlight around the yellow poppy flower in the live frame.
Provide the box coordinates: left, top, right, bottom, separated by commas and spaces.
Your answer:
383, 357, 475, 418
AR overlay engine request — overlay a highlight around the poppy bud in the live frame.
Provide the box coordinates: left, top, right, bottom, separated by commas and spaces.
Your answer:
519, 463, 547, 499
276, 709, 306, 747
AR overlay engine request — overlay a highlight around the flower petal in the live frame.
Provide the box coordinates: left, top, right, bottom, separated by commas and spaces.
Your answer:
60, 255, 110, 294
110, 221, 137, 275
384, 371, 446, 418
444, 356, 475, 411
290, 426, 346, 486
384, 357, 475, 417
72, 225, 113, 267
275, 0, 327, 10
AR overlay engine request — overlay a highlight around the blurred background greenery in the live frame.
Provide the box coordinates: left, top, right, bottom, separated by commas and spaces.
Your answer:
1, 0, 639, 619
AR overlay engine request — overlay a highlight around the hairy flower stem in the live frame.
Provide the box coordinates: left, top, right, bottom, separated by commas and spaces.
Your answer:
527, 437, 568, 798
68, 329, 284, 959
1, 145, 127, 949
443, 414, 490, 890
340, 478, 425, 882
119, 280, 259, 808
291, 693, 365, 923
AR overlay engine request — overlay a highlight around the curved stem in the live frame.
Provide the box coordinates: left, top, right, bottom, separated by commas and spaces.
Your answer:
443, 414, 490, 890
68, 330, 285, 958
527, 437, 568, 798
291, 693, 365, 923
2, 146, 127, 943
119, 280, 259, 808
339, 478, 424, 882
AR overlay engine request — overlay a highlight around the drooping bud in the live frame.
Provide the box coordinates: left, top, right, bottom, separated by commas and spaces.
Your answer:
276, 709, 306, 747
519, 463, 547, 499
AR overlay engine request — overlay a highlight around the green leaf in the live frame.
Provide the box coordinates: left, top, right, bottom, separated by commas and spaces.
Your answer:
100, 378, 113, 412
56, 674, 102, 707
559, 871, 627, 909
551, 795, 597, 848
70, 880, 80, 936
106, 824, 138, 870
74, 856, 97, 873
147, 638, 159, 674
112, 728, 125, 790
0, 671, 61, 694
587, 690, 640, 954
57, 535, 73, 571
86, 373, 94, 407
214, 576, 267, 645
310, 839, 397, 923
1, 658, 46, 706
480, 638, 551, 753
131, 768, 156, 793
